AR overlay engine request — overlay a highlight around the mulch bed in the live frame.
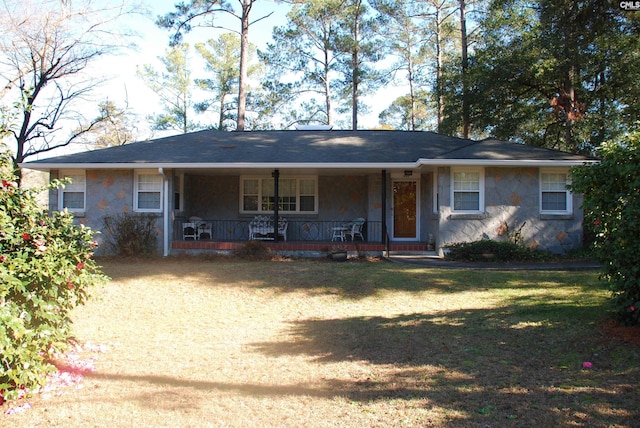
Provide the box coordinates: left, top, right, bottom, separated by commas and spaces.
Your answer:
600, 319, 640, 347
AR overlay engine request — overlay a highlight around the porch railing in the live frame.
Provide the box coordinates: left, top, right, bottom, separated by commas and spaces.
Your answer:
175, 219, 383, 243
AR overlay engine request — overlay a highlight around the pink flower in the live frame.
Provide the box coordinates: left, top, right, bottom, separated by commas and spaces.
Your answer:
582, 361, 593, 369
593, 219, 601, 226
76, 262, 85, 270
631, 306, 636, 312
0, 255, 5, 262
22, 233, 30, 241
67, 281, 75, 290
35, 239, 46, 252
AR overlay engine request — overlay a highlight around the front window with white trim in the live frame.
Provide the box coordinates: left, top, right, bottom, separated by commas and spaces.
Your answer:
134, 171, 163, 212
240, 176, 317, 214
540, 170, 572, 214
59, 170, 86, 212
451, 168, 484, 213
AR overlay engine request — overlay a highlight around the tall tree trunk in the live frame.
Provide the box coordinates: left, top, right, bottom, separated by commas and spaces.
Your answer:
219, 94, 226, 130
408, 65, 416, 131
460, 0, 470, 139
435, 8, 444, 133
351, 0, 361, 131
323, 44, 332, 125
236, 0, 252, 131
352, 51, 358, 130
564, 67, 575, 151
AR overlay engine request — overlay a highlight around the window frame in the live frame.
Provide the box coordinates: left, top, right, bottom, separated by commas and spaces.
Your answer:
58, 170, 86, 213
134, 170, 163, 213
451, 167, 484, 213
240, 175, 318, 214
540, 169, 572, 215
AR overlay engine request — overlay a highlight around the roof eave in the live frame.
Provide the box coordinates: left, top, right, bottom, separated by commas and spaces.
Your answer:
19, 158, 597, 172
418, 158, 598, 167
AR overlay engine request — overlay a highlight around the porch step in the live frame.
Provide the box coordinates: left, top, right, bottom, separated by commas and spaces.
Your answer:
386, 250, 441, 260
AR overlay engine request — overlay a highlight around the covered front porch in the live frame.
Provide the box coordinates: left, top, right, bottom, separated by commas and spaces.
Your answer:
167, 166, 438, 255
170, 218, 433, 257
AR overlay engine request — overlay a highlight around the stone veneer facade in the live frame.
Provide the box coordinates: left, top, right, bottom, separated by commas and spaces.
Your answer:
437, 167, 583, 255
49, 166, 583, 256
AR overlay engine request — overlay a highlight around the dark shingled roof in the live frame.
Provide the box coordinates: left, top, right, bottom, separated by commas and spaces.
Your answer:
24, 130, 595, 167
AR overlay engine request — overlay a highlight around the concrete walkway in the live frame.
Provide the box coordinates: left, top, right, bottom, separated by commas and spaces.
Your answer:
386, 252, 602, 271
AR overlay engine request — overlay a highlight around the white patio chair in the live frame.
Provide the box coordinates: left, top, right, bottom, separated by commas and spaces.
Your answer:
183, 222, 197, 240
345, 218, 365, 241
198, 222, 212, 240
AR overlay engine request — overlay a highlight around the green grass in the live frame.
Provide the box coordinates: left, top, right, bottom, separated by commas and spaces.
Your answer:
3, 257, 638, 427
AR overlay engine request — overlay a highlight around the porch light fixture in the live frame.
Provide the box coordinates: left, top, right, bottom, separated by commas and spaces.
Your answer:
404, 170, 413, 177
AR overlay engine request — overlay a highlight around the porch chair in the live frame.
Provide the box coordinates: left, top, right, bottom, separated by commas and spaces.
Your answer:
345, 218, 365, 241
183, 222, 198, 240
198, 222, 212, 240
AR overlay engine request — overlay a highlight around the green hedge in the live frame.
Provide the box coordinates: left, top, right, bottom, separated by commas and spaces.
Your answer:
444, 240, 554, 262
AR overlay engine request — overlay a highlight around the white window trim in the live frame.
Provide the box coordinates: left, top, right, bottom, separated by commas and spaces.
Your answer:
58, 170, 86, 213
240, 175, 318, 214
540, 168, 572, 215
451, 167, 484, 213
134, 170, 163, 213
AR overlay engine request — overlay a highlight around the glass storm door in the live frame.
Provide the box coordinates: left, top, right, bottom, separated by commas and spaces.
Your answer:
393, 180, 417, 239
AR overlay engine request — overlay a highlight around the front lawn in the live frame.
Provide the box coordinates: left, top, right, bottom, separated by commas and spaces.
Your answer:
3, 258, 638, 427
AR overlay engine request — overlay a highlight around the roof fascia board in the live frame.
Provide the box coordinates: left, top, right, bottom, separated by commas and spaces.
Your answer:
20, 159, 596, 171
20, 162, 419, 170
416, 159, 598, 167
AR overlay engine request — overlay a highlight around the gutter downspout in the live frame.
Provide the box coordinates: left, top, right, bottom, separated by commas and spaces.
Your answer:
159, 168, 170, 257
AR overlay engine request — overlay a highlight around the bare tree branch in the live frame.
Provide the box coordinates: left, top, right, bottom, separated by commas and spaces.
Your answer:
0, 0, 144, 178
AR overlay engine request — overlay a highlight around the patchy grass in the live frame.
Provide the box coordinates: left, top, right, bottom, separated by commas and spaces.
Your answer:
3, 257, 639, 427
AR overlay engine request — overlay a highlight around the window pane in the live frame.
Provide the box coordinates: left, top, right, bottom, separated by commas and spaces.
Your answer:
280, 179, 296, 196
542, 173, 567, 191
542, 192, 567, 211
261, 196, 274, 211
243, 195, 258, 211
279, 196, 296, 212
300, 195, 315, 212
244, 179, 259, 195
138, 174, 162, 191
300, 179, 315, 195
65, 174, 85, 191
454, 192, 479, 211
453, 172, 480, 191
262, 179, 274, 197
63, 192, 84, 209
138, 192, 160, 209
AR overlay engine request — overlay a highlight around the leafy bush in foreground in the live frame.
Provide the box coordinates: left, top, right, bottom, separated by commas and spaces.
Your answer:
570, 133, 640, 324
0, 153, 107, 401
444, 240, 554, 262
